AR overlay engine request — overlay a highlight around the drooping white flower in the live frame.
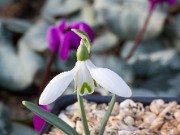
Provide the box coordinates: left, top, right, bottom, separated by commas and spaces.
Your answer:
39, 59, 132, 105
39, 30, 132, 105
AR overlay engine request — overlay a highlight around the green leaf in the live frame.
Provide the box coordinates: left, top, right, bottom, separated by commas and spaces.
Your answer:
98, 94, 117, 135
22, 101, 79, 135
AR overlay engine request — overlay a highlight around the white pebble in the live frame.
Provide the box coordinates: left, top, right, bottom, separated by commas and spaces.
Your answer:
58, 112, 75, 128
118, 130, 132, 135
174, 110, 180, 122
123, 116, 134, 126
120, 99, 136, 108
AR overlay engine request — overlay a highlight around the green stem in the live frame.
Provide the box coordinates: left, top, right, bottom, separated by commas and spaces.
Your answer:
77, 94, 90, 135
98, 94, 117, 135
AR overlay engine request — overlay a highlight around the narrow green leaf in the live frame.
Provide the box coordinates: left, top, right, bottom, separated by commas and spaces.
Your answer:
98, 94, 117, 135
22, 101, 79, 135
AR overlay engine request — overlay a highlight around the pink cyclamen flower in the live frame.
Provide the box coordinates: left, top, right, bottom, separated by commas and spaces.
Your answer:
33, 105, 50, 132
47, 19, 94, 61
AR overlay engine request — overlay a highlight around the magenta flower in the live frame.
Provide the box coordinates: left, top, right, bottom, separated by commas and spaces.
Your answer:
47, 19, 94, 61
33, 105, 51, 132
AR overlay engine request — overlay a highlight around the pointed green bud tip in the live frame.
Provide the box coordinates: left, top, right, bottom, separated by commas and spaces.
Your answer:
77, 39, 89, 61
72, 29, 91, 53
72, 29, 88, 39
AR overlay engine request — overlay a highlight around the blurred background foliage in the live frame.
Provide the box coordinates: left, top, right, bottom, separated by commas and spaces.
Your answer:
0, 0, 179, 134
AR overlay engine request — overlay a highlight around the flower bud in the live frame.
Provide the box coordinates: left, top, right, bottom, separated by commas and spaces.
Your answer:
76, 39, 89, 61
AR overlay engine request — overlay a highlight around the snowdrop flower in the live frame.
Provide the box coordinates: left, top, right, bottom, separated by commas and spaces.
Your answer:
39, 30, 132, 105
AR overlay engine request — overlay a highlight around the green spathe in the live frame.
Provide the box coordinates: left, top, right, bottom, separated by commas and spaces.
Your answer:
76, 39, 89, 61
72, 29, 91, 53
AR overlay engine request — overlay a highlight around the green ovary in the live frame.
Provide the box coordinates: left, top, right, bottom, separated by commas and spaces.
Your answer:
80, 82, 92, 95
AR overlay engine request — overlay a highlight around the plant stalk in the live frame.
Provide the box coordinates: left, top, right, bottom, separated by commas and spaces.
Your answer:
125, 7, 153, 60
98, 94, 117, 135
39, 52, 56, 93
77, 94, 90, 135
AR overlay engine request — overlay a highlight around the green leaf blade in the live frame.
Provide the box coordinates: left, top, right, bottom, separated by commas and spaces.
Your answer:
22, 101, 79, 135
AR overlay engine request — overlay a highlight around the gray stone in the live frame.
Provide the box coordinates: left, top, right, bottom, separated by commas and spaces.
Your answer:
0, 103, 12, 135
0, 21, 44, 90
11, 123, 38, 135
92, 31, 119, 53
19, 21, 50, 52
91, 54, 134, 84
42, 0, 89, 22
99, 4, 166, 40
120, 39, 166, 58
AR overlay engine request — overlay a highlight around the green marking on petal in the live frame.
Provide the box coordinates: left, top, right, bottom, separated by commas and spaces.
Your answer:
75, 84, 78, 91
94, 80, 98, 87
80, 82, 92, 95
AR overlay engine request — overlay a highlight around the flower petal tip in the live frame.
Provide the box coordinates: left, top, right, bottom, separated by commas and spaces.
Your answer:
39, 98, 48, 105
124, 89, 132, 98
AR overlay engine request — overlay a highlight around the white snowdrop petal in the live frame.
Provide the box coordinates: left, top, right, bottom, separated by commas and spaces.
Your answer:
85, 60, 97, 70
88, 67, 132, 97
76, 61, 94, 96
39, 69, 75, 105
